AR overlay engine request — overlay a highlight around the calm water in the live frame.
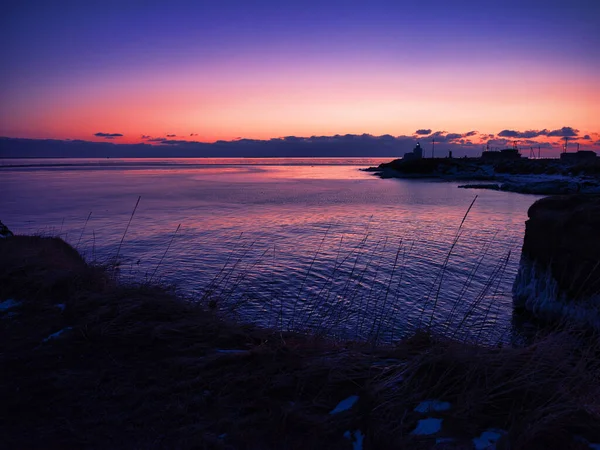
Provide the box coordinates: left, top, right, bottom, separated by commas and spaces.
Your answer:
1, 158, 541, 343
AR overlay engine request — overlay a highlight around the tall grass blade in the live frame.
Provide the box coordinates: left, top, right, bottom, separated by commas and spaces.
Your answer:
149, 223, 181, 283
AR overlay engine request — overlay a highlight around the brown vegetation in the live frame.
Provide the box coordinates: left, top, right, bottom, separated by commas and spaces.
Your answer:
1, 236, 600, 449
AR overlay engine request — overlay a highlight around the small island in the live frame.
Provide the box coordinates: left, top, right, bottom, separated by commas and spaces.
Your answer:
366, 143, 600, 195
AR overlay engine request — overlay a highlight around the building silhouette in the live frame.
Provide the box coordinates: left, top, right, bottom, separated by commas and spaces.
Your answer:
403, 142, 424, 161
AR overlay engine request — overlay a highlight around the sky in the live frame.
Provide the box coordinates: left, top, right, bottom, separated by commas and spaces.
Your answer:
1, 0, 599, 156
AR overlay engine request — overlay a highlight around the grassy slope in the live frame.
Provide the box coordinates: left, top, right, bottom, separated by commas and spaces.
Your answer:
1, 236, 600, 449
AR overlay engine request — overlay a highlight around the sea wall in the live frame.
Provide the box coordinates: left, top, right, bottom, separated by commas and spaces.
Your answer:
513, 195, 600, 328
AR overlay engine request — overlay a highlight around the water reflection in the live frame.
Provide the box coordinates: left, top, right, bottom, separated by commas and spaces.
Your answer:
0, 158, 541, 344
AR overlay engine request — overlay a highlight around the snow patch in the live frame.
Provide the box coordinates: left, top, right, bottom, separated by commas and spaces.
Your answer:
589, 444, 600, 450
330, 395, 359, 414
343, 430, 364, 450
0, 299, 21, 311
42, 327, 73, 343
411, 418, 443, 436
472, 429, 505, 450
414, 399, 451, 413
513, 258, 600, 329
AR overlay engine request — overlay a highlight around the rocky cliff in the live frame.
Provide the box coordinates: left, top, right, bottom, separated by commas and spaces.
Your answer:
513, 194, 600, 328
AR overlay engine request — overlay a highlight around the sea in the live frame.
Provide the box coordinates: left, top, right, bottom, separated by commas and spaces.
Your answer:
0, 157, 543, 344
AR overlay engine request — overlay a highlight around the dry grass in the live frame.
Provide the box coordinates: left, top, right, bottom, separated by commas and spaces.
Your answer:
1, 236, 600, 449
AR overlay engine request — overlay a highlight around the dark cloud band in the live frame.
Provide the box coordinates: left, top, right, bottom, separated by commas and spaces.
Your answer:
94, 132, 123, 139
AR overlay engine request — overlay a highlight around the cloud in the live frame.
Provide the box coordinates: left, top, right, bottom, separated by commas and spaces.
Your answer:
141, 135, 152, 139
160, 139, 194, 145
486, 138, 510, 147
522, 130, 549, 138
546, 127, 579, 137
497, 129, 549, 138
445, 133, 462, 141
426, 131, 478, 143
428, 131, 446, 140
415, 129, 431, 135
167, 134, 176, 137
497, 127, 580, 139
3, 130, 598, 159
497, 130, 519, 138
94, 132, 123, 139
190, 133, 198, 137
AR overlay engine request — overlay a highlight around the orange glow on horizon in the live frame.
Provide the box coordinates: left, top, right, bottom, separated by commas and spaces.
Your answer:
1, 61, 599, 147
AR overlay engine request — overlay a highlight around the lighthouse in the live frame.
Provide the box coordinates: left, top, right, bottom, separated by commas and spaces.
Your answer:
413, 142, 423, 159
403, 142, 424, 161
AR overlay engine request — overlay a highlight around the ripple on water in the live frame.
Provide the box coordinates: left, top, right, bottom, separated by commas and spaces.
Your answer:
0, 160, 539, 344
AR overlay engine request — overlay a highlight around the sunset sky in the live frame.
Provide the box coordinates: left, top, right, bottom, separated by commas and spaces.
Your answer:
1, 0, 599, 153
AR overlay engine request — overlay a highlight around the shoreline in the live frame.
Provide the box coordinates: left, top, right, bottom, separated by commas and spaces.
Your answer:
2, 233, 600, 448
366, 157, 600, 195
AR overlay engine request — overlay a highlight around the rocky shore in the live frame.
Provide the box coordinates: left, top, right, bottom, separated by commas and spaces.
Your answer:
513, 194, 600, 329
2, 226, 600, 448
366, 158, 600, 195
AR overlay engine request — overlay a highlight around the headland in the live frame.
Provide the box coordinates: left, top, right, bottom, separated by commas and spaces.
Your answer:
366, 145, 600, 196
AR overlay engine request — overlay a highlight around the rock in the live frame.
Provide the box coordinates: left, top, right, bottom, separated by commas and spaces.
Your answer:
513, 195, 600, 328
501, 180, 581, 195
0, 220, 13, 238
458, 184, 500, 190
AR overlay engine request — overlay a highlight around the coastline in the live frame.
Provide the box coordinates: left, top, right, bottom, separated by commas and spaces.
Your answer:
366, 157, 600, 195
2, 232, 600, 448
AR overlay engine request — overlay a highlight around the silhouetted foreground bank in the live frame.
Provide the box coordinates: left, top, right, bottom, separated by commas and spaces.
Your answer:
2, 235, 600, 449
366, 158, 600, 195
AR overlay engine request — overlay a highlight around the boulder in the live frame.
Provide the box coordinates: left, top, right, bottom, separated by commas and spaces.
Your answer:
513, 195, 600, 328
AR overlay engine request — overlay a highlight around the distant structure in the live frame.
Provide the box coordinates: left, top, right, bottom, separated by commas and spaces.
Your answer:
560, 150, 598, 163
480, 148, 522, 161
403, 142, 424, 161
562, 136, 569, 153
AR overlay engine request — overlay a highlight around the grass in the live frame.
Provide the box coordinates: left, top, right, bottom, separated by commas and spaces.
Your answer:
10, 196, 518, 347
2, 235, 600, 449
199, 228, 514, 347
